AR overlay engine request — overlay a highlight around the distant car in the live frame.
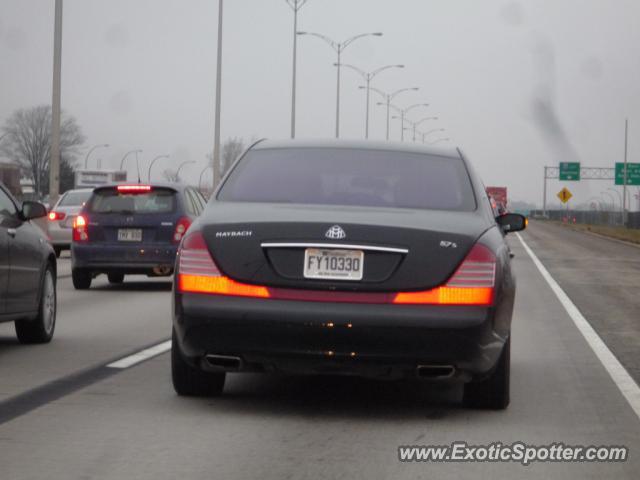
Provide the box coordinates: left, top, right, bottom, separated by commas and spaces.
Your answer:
71, 183, 206, 289
0, 182, 57, 343
47, 188, 93, 257
171, 139, 527, 409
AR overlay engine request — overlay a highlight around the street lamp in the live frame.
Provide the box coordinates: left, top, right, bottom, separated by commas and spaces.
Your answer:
389, 103, 429, 141
297, 31, 383, 138
84, 144, 109, 169
147, 154, 170, 182
120, 149, 142, 171
199, 165, 212, 192
212, 0, 224, 189
285, 0, 312, 139
176, 160, 196, 180
338, 62, 404, 139
419, 127, 445, 143
368, 86, 419, 140
427, 137, 450, 145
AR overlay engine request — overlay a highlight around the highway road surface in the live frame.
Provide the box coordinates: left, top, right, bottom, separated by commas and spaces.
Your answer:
1, 225, 639, 479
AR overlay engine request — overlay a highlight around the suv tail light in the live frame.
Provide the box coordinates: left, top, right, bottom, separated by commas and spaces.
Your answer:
173, 217, 192, 244
393, 243, 496, 306
177, 231, 269, 297
48, 211, 66, 221
72, 215, 89, 242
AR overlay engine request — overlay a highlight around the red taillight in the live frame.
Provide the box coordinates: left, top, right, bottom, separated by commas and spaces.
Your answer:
173, 217, 192, 244
177, 232, 270, 298
393, 243, 496, 306
72, 215, 89, 242
48, 211, 66, 221
117, 185, 152, 193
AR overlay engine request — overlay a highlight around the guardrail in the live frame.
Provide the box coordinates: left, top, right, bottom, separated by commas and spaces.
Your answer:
529, 210, 640, 229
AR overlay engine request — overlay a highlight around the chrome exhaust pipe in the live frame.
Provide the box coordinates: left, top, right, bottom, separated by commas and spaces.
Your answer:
205, 354, 243, 371
416, 364, 456, 379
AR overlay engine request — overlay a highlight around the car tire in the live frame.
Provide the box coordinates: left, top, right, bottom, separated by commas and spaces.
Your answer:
108, 273, 125, 284
171, 329, 225, 397
54, 247, 62, 258
15, 264, 57, 344
463, 336, 510, 410
72, 268, 92, 290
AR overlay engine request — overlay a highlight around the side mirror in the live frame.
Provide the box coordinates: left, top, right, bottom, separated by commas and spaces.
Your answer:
496, 213, 527, 233
21, 201, 48, 220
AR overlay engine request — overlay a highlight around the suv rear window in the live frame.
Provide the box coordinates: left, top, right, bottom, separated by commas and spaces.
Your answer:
58, 190, 92, 207
218, 148, 476, 211
88, 188, 176, 214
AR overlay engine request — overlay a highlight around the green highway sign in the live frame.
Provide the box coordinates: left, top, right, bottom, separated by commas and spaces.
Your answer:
559, 162, 580, 181
615, 162, 640, 186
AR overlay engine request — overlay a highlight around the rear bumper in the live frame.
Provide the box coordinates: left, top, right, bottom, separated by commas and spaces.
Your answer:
173, 292, 509, 381
72, 243, 177, 274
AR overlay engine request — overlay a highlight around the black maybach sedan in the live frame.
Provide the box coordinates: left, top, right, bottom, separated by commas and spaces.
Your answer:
171, 140, 526, 409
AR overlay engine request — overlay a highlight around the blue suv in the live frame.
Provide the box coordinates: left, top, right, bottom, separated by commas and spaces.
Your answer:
71, 183, 206, 289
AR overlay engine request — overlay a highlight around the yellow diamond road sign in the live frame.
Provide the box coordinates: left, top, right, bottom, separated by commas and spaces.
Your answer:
557, 187, 573, 204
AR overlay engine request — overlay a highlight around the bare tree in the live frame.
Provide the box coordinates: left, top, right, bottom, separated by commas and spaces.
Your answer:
0, 105, 85, 196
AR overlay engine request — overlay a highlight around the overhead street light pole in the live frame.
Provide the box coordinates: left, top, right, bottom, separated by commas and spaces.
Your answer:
212, 0, 224, 188
419, 127, 445, 143
176, 160, 196, 180
339, 63, 404, 139
199, 165, 213, 192
49, 0, 63, 203
389, 102, 429, 141
298, 31, 382, 138
369, 86, 419, 140
84, 144, 109, 169
285, 0, 311, 139
147, 154, 170, 181
120, 149, 142, 172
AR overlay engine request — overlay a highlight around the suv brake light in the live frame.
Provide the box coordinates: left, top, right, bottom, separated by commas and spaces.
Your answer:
72, 215, 89, 242
393, 243, 496, 305
173, 217, 192, 244
117, 185, 152, 193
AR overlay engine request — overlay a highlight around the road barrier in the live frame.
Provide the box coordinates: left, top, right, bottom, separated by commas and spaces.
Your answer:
530, 210, 640, 229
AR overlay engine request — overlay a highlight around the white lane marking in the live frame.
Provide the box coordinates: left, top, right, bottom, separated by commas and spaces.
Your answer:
107, 340, 172, 369
516, 233, 640, 420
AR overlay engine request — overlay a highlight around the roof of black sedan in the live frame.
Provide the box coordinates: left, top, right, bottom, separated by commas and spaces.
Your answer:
252, 138, 461, 159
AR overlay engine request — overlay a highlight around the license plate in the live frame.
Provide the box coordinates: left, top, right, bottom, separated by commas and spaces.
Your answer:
118, 229, 142, 242
303, 248, 364, 281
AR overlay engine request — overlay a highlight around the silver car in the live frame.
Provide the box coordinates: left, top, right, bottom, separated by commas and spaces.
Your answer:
47, 188, 93, 257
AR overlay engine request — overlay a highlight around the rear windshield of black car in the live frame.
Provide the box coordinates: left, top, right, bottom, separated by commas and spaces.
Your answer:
87, 188, 176, 214
217, 148, 476, 211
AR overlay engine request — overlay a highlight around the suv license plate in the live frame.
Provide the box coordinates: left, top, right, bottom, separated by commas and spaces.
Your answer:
118, 229, 142, 242
303, 248, 364, 281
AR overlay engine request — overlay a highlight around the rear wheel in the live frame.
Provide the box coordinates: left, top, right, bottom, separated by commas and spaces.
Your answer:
72, 268, 92, 290
15, 265, 56, 344
463, 336, 510, 410
108, 273, 125, 284
171, 329, 225, 397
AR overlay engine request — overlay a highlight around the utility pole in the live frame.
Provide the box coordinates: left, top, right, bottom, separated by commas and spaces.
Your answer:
212, 0, 223, 188
623, 118, 629, 226
286, 0, 310, 139
49, 0, 63, 203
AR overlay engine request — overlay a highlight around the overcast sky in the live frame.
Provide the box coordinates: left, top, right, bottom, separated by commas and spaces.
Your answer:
1, 0, 639, 207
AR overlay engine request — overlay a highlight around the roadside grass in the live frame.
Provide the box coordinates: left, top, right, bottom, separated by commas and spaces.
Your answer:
547, 221, 640, 245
